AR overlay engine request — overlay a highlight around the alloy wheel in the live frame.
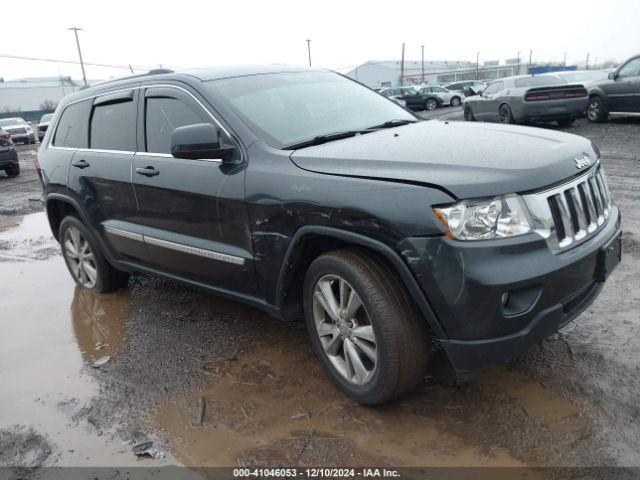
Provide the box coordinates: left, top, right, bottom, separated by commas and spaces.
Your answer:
426, 99, 437, 110
499, 106, 511, 123
312, 274, 377, 386
64, 226, 98, 289
588, 101, 600, 121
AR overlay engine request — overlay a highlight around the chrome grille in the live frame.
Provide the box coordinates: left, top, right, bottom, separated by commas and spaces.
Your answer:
523, 165, 612, 253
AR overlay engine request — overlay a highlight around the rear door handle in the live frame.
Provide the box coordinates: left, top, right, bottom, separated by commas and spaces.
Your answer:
135, 166, 160, 177
71, 159, 90, 169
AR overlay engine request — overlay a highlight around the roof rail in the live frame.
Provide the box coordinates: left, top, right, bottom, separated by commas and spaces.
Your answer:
82, 67, 175, 89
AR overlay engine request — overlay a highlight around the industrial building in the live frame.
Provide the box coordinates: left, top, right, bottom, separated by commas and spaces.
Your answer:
0, 77, 84, 121
345, 59, 527, 88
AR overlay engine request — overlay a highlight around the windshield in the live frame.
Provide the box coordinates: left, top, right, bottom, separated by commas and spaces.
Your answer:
207, 71, 416, 149
0, 118, 23, 127
40, 114, 54, 122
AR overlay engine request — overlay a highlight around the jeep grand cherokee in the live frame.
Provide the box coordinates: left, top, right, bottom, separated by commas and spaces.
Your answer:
37, 66, 621, 404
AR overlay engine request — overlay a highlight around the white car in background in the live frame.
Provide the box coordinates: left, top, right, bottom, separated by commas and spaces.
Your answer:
37, 113, 55, 142
0, 117, 37, 144
418, 85, 465, 107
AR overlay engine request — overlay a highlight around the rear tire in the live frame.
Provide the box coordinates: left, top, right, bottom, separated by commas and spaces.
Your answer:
450, 96, 461, 107
59, 216, 129, 293
424, 98, 438, 111
303, 249, 430, 405
5, 163, 20, 177
587, 96, 608, 123
499, 104, 515, 124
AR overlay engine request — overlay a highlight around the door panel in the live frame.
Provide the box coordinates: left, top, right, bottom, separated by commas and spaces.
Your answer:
66, 89, 145, 261
132, 85, 258, 295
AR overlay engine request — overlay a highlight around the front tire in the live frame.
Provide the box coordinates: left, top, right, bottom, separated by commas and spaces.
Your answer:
59, 216, 129, 293
587, 96, 608, 123
463, 104, 475, 121
450, 96, 461, 107
303, 249, 430, 405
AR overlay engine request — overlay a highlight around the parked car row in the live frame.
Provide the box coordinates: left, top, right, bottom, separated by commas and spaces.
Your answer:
462, 53, 640, 126
379, 85, 465, 111
0, 127, 20, 177
0, 117, 37, 144
0, 113, 56, 145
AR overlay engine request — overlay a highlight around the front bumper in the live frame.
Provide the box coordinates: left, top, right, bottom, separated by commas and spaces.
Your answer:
400, 205, 621, 378
10, 133, 35, 143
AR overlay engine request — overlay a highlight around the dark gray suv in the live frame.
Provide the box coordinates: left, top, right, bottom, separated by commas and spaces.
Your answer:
37, 66, 621, 404
587, 54, 640, 122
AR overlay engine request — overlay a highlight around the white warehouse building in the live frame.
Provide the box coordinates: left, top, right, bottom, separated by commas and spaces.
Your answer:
0, 77, 84, 121
345, 60, 523, 88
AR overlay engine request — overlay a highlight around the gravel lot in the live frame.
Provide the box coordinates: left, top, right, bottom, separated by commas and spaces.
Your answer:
1, 115, 639, 475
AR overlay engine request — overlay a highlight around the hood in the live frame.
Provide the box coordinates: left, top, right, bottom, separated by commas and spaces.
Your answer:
290, 121, 597, 199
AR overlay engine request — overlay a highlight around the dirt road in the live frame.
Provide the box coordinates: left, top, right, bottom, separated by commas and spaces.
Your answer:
1, 118, 639, 475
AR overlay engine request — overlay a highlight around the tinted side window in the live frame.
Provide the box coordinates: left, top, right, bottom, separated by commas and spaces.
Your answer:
145, 97, 204, 154
484, 81, 504, 95
618, 57, 640, 78
53, 100, 91, 148
90, 100, 137, 151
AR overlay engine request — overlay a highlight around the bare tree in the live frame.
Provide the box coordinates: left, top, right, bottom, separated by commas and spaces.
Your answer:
40, 100, 58, 112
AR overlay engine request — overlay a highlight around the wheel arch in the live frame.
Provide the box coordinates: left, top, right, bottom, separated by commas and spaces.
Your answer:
275, 226, 447, 340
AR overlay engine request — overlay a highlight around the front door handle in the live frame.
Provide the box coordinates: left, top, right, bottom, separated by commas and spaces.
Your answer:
71, 159, 90, 169
135, 166, 160, 177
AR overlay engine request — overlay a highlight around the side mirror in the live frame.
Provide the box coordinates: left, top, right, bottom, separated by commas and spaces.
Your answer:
171, 123, 235, 161
608, 72, 616, 80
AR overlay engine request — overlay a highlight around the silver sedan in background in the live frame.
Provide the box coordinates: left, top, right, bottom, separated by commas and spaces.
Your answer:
418, 85, 464, 106
463, 74, 589, 126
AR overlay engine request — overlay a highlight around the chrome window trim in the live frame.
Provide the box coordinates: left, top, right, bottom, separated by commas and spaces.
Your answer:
103, 224, 245, 266
47, 83, 239, 162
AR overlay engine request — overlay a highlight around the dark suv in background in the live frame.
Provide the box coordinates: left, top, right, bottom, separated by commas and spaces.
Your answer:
0, 127, 19, 177
587, 53, 640, 122
38, 66, 621, 404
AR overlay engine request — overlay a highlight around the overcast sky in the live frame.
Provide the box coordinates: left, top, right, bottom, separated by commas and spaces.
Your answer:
1, 0, 639, 81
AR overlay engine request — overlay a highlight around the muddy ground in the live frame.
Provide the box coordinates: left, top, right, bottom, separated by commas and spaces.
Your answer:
1, 115, 639, 478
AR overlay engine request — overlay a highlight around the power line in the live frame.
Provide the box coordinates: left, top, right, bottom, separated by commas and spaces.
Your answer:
0, 53, 157, 72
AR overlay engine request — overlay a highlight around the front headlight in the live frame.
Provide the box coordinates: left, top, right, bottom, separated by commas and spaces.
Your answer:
434, 195, 532, 240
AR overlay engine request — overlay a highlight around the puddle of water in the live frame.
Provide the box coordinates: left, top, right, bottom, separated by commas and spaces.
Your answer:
0, 213, 177, 466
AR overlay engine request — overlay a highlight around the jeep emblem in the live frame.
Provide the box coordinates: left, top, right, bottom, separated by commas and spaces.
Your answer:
574, 155, 591, 169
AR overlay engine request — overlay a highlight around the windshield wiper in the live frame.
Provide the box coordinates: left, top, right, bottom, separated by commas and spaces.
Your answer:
366, 119, 419, 130
284, 130, 369, 150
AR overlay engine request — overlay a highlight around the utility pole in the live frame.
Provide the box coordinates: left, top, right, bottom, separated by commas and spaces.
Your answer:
421, 45, 425, 84
400, 42, 405, 86
475, 51, 479, 80
586, 52, 590, 70
68, 27, 87, 86
563, 52, 567, 66
528, 49, 532, 71
306, 39, 312, 67
517, 51, 521, 75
